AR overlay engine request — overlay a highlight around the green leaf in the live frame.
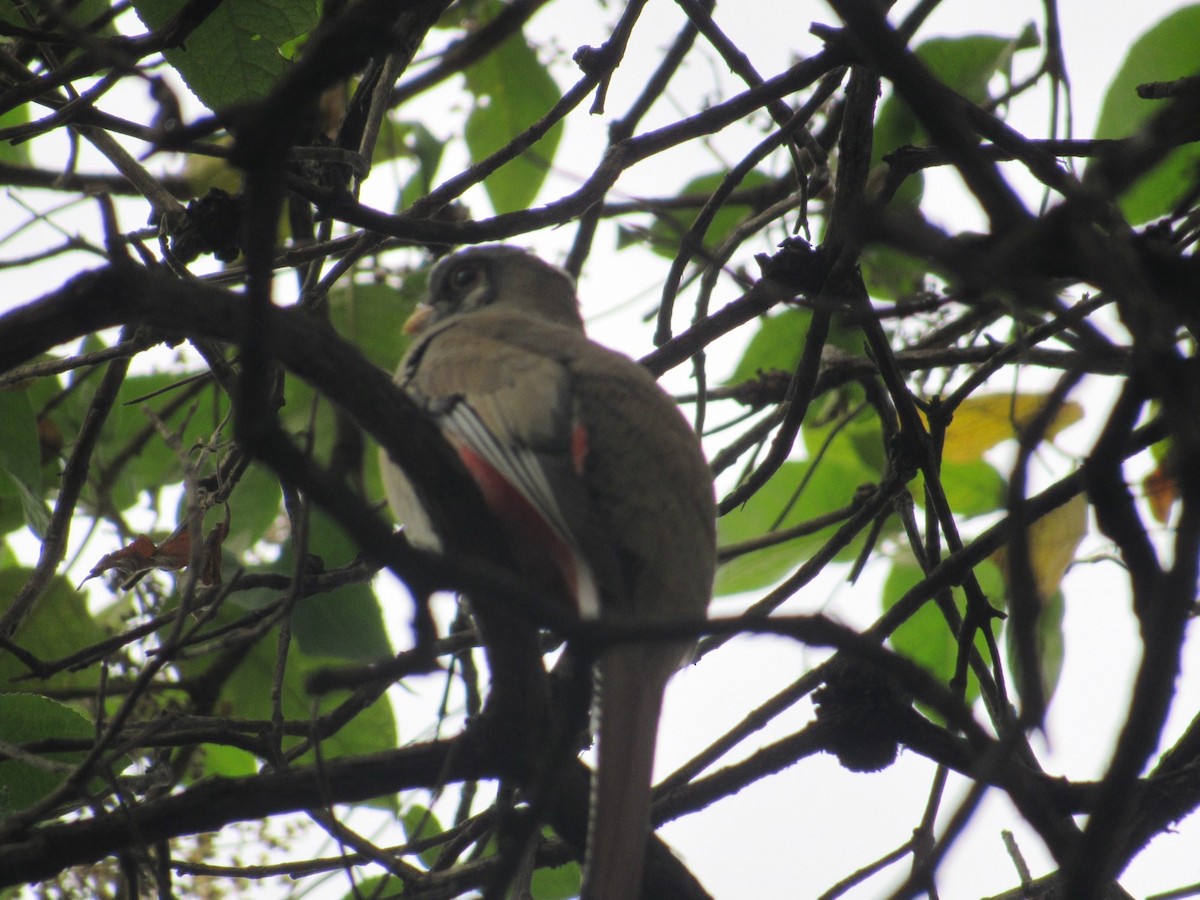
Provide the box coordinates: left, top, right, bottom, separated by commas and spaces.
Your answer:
727, 309, 812, 386
0, 103, 30, 165
716, 402, 887, 596
874, 28, 1040, 209
322, 277, 423, 505
1005, 586, 1065, 709
464, 32, 563, 213
530, 853, 582, 899
65, 371, 226, 513
716, 450, 877, 596
1090, 4, 1200, 223
726, 307, 864, 388
0, 479, 27, 538
0, 388, 48, 537
881, 557, 983, 711
860, 244, 930, 302
340, 875, 400, 899
389, 121, 447, 211
132, 0, 320, 110
217, 462, 283, 558
0, 694, 95, 817
645, 170, 773, 258
915, 29, 1038, 106
0, 571, 109, 695
174, 507, 398, 777
916, 458, 1005, 521
291, 581, 393, 661
0, 0, 117, 40
285, 511, 393, 662
808, 402, 887, 480
201, 743, 259, 778
182, 592, 397, 775
328, 279, 422, 374
401, 804, 445, 868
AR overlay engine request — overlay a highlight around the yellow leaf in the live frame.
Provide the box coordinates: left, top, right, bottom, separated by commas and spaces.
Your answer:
937, 393, 1084, 464
994, 493, 1089, 601
1028, 494, 1088, 599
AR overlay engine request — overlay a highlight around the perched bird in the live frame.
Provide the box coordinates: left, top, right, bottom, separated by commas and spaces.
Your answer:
380, 245, 716, 898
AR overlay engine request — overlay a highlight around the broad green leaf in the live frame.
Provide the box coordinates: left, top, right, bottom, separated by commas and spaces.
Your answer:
217, 462, 283, 558
883, 558, 957, 687
881, 556, 987, 711
916, 29, 1038, 105
464, 32, 563, 214
328, 279, 422, 374
716, 402, 887, 596
390, 121, 447, 210
180, 587, 397, 777
201, 744, 258, 778
806, 402, 887, 480
645, 171, 774, 258
936, 393, 1083, 464
726, 308, 862, 387
716, 452, 877, 596
915, 458, 1005, 521
1005, 586, 1065, 709
0, 103, 29, 165
874, 28, 1040, 209
322, 277, 422, 506
530, 852, 582, 899
0, 476, 26, 538
0, 571, 108, 695
401, 804, 445, 868
860, 244, 930, 302
0, 694, 94, 816
216, 622, 397, 767
132, 0, 320, 110
341, 875, 400, 899
0, 388, 47, 536
1090, 5, 1200, 223
727, 309, 811, 385
62, 371, 226, 513
875, 29, 1041, 158
292, 581, 393, 661
284, 509, 393, 662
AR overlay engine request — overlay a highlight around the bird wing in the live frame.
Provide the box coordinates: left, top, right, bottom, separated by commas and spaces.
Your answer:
403, 310, 610, 617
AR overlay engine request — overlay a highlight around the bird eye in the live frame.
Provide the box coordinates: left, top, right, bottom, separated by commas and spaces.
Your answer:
448, 263, 480, 292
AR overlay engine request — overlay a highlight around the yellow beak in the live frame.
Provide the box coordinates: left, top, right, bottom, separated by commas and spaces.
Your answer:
403, 304, 434, 335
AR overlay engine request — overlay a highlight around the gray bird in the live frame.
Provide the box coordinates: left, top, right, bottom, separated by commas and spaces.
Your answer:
379, 245, 716, 898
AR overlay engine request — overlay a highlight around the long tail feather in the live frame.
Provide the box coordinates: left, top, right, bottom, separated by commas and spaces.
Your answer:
582, 644, 673, 900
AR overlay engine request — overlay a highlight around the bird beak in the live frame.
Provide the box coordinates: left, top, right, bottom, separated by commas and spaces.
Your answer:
403, 304, 434, 335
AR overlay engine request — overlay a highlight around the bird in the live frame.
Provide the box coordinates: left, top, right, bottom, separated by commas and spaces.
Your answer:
378, 245, 716, 899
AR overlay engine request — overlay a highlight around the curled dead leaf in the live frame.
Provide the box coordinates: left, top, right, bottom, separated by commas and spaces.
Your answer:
80, 509, 230, 591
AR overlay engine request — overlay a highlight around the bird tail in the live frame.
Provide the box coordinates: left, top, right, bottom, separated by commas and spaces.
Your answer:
582, 643, 672, 900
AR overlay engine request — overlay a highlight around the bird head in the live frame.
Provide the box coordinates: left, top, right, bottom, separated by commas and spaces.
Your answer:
404, 245, 583, 335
